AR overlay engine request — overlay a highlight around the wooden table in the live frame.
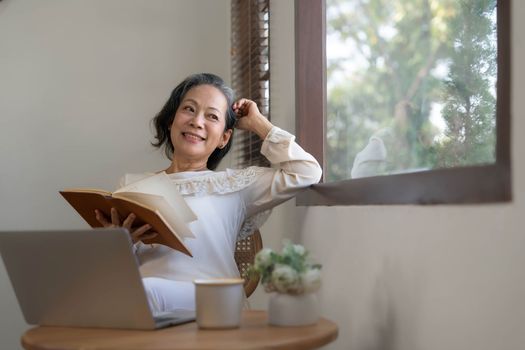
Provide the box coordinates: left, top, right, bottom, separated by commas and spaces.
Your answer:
21, 310, 338, 350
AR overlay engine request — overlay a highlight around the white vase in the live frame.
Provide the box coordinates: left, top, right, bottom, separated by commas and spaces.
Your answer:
268, 292, 320, 326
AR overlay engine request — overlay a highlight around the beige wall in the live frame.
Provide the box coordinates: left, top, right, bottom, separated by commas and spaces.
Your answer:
0, 0, 230, 348
262, 1, 525, 350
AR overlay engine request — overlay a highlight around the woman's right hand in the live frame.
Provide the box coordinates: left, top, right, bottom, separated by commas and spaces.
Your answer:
94, 208, 158, 244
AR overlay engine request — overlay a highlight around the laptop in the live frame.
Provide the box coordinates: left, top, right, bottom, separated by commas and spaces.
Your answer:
0, 228, 195, 330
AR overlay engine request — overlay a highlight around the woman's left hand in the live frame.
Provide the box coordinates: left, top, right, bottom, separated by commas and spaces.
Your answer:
232, 98, 273, 139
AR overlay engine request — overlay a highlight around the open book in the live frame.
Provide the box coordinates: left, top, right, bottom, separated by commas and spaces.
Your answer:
60, 172, 197, 256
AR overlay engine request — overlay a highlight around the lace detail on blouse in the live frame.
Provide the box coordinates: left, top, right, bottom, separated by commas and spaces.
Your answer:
168, 166, 271, 240
170, 166, 266, 197
237, 209, 272, 241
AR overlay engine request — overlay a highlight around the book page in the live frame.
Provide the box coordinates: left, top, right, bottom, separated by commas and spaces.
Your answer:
114, 172, 197, 223
114, 192, 195, 239
61, 188, 112, 196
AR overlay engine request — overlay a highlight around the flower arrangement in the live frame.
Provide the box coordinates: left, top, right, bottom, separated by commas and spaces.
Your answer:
247, 241, 322, 295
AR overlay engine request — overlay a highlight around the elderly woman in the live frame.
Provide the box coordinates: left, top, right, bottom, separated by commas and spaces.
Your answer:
95, 73, 321, 312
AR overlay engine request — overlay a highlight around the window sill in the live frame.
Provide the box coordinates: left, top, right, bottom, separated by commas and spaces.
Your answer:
297, 164, 511, 206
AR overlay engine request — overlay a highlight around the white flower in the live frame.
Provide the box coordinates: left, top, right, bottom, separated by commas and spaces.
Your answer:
292, 244, 306, 256
254, 248, 273, 270
251, 241, 322, 295
283, 242, 306, 257
300, 268, 322, 293
271, 264, 299, 293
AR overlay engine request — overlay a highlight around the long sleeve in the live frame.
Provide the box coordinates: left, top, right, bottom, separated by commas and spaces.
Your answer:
240, 126, 322, 218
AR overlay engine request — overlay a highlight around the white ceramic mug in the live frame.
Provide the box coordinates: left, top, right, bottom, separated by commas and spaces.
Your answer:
193, 278, 245, 329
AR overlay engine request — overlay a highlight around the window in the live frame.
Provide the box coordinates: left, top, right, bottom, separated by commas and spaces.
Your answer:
295, 0, 511, 205
231, 0, 271, 167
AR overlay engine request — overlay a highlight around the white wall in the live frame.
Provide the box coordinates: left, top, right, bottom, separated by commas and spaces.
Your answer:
265, 1, 525, 350
0, 0, 230, 348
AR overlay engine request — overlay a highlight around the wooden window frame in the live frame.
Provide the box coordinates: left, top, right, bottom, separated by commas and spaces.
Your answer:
295, 0, 512, 205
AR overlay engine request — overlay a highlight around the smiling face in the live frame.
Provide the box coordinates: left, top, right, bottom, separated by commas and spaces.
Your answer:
170, 84, 233, 168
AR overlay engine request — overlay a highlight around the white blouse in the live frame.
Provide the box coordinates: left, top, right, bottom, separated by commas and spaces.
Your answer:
120, 126, 322, 282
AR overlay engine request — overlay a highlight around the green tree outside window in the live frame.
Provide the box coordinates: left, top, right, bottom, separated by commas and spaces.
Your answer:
326, 0, 497, 182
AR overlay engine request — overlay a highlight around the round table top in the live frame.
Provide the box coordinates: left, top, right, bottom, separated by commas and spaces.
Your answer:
21, 310, 338, 350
